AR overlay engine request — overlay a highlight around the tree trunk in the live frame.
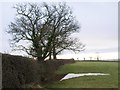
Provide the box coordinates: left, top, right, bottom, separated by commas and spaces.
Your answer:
49, 51, 52, 60
53, 54, 56, 59
49, 51, 51, 60
53, 46, 56, 59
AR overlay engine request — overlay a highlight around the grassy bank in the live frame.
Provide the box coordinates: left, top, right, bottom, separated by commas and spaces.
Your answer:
46, 61, 118, 88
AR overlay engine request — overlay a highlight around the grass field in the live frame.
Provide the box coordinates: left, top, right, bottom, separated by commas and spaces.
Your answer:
46, 61, 118, 88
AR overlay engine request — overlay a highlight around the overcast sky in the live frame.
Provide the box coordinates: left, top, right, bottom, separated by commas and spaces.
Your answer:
0, 0, 118, 59
69, 2, 118, 53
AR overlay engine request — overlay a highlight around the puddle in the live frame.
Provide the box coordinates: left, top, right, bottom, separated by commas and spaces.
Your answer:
60, 73, 110, 81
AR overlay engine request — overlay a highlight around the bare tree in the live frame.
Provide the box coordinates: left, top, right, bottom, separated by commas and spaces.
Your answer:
43, 3, 85, 59
8, 2, 85, 62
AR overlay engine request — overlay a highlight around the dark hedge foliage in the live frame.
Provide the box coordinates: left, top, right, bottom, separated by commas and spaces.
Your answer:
2, 54, 75, 88
44, 59, 75, 83
2, 54, 39, 88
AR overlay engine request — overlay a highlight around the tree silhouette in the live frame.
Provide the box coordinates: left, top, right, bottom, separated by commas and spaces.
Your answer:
8, 3, 85, 61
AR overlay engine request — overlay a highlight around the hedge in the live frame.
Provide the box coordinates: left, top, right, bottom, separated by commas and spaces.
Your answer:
2, 54, 75, 88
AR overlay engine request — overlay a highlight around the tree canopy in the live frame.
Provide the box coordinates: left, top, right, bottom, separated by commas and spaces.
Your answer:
8, 2, 85, 61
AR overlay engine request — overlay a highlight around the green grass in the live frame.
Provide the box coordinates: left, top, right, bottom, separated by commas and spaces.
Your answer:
46, 61, 118, 88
